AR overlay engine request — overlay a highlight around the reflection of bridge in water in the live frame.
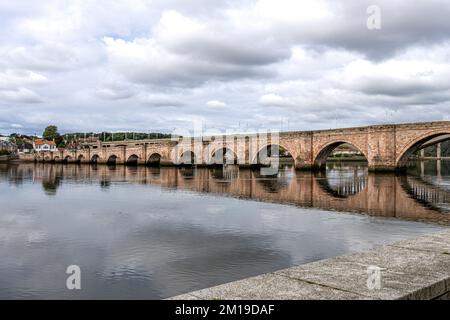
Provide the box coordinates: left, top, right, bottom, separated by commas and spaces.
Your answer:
2, 162, 450, 225
402, 160, 450, 213
316, 166, 368, 198
400, 175, 450, 213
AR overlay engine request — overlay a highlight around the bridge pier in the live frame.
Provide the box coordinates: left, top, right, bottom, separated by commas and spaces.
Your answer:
94, 159, 107, 165
298, 164, 325, 172
368, 165, 399, 173
159, 159, 175, 166
293, 159, 317, 171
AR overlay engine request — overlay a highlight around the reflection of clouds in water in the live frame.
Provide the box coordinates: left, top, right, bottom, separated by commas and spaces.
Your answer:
27, 231, 47, 243
0, 212, 36, 242
324, 164, 368, 197
101, 222, 293, 298
206, 205, 226, 214
0, 198, 295, 298
256, 205, 441, 261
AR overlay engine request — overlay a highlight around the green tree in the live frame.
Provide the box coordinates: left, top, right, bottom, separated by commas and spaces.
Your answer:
43, 125, 59, 141
55, 135, 65, 148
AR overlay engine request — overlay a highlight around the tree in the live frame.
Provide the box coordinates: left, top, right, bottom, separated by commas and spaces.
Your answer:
55, 135, 65, 148
43, 125, 59, 141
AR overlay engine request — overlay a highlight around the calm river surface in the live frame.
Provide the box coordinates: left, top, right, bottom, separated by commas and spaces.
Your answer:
0, 161, 449, 299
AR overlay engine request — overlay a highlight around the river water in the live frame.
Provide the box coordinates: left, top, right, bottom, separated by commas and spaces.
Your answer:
0, 161, 448, 299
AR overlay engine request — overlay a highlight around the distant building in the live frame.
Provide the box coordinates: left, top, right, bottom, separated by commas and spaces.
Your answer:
33, 139, 58, 152
18, 142, 33, 154
0, 138, 17, 153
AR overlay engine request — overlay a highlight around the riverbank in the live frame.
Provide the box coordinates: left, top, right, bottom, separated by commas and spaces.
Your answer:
327, 156, 368, 162
170, 229, 450, 300
0, 155, 18, 162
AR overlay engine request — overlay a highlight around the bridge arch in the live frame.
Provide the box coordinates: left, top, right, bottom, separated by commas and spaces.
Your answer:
78, 155, 85, 163
396, 130, 450, 169
107, 154, 120, 165
147, 153, 162, 166
179, 150, 197, 165
126, 154, 140, 166
314, 141, 368, 170
315, 165, 368, 198
63, 155, 73, 163
211, 147, 238, 165
253, 144, 295, 166
53, 156, 61, 163
44, 155, 51, 162
91, 154, 101, 164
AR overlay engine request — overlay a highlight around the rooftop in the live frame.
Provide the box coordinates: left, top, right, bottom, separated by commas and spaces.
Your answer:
34, 139, 56, 146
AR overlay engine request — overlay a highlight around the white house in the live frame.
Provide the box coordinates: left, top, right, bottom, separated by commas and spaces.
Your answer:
33, 139, 58, 152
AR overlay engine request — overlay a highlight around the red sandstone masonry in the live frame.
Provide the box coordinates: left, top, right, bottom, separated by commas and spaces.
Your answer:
23, 121, 450, 171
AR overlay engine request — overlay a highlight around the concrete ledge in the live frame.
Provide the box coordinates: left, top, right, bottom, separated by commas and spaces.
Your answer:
169, 229, 450, 300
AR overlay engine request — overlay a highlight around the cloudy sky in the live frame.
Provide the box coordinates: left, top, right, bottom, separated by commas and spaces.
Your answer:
1, 0, 450, 135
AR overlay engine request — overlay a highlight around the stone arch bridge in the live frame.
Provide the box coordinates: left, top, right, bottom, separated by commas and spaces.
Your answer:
32, 121, 450, 171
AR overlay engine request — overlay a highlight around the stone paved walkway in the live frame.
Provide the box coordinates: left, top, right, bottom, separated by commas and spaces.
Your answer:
169, 229, 450, 300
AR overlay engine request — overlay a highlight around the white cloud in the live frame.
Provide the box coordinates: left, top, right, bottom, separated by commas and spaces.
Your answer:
0, 69, 47, 89
0, 88, 42, 104
259, 94, 291, 107
1, 0, 450, 134
206, 100, 227, 108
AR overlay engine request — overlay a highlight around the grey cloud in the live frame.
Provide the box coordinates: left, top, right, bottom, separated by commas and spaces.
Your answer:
353, 77, 445, 97
104, 37, 275, 87
0, 88, 42, 104
289, 1, 450, 60
169, 39, 288, 66
139, 94, 186, 108
95, 82, 136, 101
1, 41, 104, 72
1, 0, 450, 135
96, 88, 135, 100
